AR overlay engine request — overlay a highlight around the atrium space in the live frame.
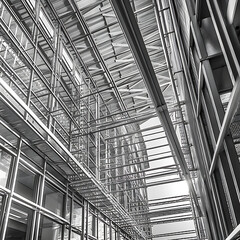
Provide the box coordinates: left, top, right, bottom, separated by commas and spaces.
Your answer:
0, 0, 240, 240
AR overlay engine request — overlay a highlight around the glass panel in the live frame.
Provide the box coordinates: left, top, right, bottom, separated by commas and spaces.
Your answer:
38, 216, 62, 240
116, 232, 120, 240
39, 10, 54, 38
15, 164, 37, 201
75, 70, 82, 85
5, 202, 33, 240
64, 228, 69, 240
66, 197, 71, 222
72, 201, 82, 230
0, 149, 12, 188
112, 228, 116, 240
88, 213, 92, 236
88, 212, 96, 237
98, 220, 104, 240
43, 182, 64, 216
62, 47, 73, 71
84, 205, 87, 234
21, 142, 44, 169
26, 0, 35, 9
71, 231, 81, 240
47, 164, 66, 185
119, 234, 123, 240
106, 225, 110, 240
0, 195, 3, 219
0, 123, 18, 148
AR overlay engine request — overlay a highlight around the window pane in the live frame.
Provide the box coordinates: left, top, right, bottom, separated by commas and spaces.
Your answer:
21, 143, 44, 169
62, 47, 73, 70
64, 228, 69, 240
43, 183, 64, 216
38, 216, 62, 240
71, 231, 81, 240
88, 212, 96, 237
119, 234, 123, 240
98, 220, 104, 240
72, 201, 82, 230
88, 213, 93, 236
112, 229, 116, 240
39, 10, 54, 38
106, 225, 110, 240
0, 149, 12, 188
0, 195, 3, 220
15, 164, 37, 201
66, 197, 71, 222
5, 202, 33, 240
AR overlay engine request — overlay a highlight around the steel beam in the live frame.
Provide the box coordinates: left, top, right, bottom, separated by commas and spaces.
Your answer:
209, 76, 240, 175
225, 223, 240, 240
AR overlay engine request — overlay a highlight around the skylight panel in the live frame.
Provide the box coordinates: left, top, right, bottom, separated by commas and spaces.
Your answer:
39, 10, 54, 38
26, 0, 35, 9
62, 46, 73, 71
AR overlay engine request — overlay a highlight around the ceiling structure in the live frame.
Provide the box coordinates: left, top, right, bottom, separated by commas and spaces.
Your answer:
3, 0, 240, 239
44, 0, 199, 238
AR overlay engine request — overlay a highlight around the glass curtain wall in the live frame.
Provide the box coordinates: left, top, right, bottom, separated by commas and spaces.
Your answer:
0, 121, 130, 240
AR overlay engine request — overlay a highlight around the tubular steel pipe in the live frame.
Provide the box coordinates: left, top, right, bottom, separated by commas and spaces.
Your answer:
225, 223, 240, 240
